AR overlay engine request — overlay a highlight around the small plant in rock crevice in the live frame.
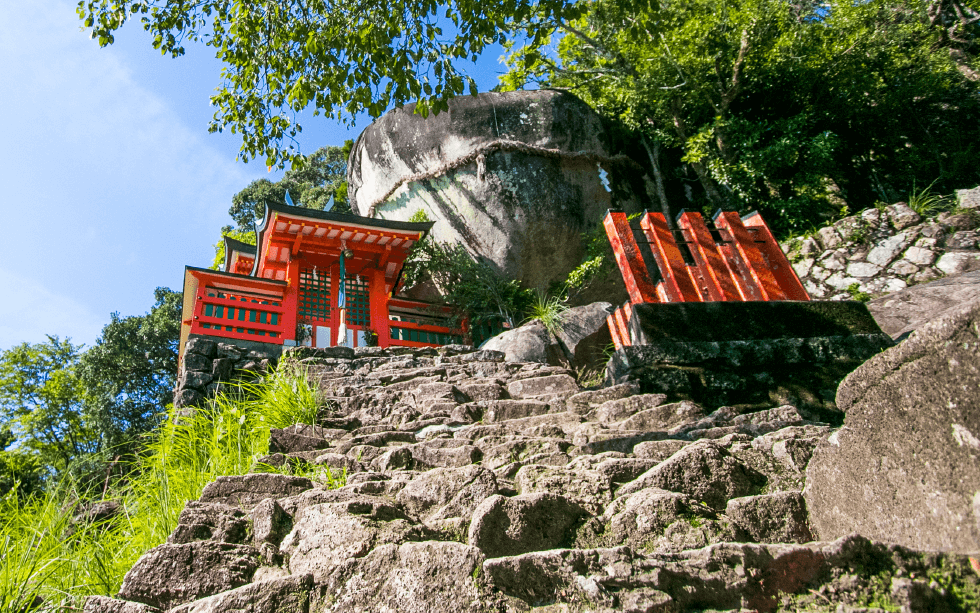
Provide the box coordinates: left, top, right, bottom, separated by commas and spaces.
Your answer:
907, 180, 954, 217
846, 283, 872, 303
525, 290, 569, 336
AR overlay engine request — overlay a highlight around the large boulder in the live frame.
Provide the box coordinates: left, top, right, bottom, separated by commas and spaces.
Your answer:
348, 89, 645, 291
805, 301, 980, 554
866, 269, 980, 340
481, 320, 564, 365
554, 302, 615, 370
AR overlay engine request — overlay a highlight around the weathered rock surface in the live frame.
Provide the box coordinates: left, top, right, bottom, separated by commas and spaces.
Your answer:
326, 541, 493, 612
348, 90, 645, 293
396, 465, 499, 524
168, 501, 249, 545
84, 597, 160, 613
117, 542, 260, 610
168, 575, 313, 613
866, 269, 980, 339
618, 441, 767, 508
468, 493, 589, 557
726, 492, 814, 544
481, 320, 565, 365
199, 474, 313, 509
554, 301, 614, 369
109, 344, 980, 612
806, 301, 980, 554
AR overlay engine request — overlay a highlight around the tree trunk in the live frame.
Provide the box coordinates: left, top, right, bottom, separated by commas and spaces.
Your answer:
641, 135, 673, 224
671, 103, 728, 209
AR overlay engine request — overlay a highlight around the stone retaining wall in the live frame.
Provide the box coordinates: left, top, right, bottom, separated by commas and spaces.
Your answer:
173, 336, 283, 408
781, 187, 980, 301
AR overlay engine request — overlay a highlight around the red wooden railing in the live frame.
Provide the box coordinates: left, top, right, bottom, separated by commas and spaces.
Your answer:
185, 274, 468, 351
605, 209, 809, 348
187, 269, 288, 344
388, 297, 462, 347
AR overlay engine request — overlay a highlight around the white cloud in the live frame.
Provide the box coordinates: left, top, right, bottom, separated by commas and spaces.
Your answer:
0, 267, 105, 349
0, 1, 268, 347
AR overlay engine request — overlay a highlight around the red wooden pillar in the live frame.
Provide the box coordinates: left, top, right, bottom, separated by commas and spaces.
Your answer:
280, 259, 301, 343
741, 212, 810, 301
369, 268, 391, 348
329, 264, 341, 346
714, 212, 788, 301
639, 212, 703, 302
677, 211, 741, 301
607, 312, 624, 350
603, 211, 659, 304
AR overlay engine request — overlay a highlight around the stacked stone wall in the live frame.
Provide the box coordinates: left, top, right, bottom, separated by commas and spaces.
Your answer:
174, 336, 282, 408
781, 187, 980, 301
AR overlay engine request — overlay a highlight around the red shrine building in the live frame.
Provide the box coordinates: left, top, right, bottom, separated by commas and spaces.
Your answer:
179, 203, 461, 358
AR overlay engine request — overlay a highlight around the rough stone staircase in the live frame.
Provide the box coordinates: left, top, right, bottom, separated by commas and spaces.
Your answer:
86, 345, 978, 613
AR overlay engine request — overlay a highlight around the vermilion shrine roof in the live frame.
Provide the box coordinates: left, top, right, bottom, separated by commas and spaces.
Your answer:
250, 203, 433, 293
223, 236, 256, 276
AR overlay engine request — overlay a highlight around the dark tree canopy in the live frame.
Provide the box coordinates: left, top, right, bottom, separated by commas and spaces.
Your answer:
504, 0, 980, 231
76, 0, 978, 233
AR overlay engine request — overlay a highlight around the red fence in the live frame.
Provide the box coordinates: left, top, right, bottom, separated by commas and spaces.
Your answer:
388, 297, 462, 347
184, 272, 467, 350
604, 210, 809, 348
186, 269, 288, 344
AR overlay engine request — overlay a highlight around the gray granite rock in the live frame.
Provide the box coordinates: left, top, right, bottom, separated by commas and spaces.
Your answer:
806, 301, 980, 554
866, 269, 980, 339
468, 493, 589, 557
117, 542, 260, 611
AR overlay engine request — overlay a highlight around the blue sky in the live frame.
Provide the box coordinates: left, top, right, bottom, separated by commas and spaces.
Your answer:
0, 0, 507, 350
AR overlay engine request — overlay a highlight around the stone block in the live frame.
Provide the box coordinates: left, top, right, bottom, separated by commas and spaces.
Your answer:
886, 203, 921, 230
179, 370, 213, 390
725, 492, 813, 544
468, 493, 589, 557
185, 337, 217, 358
554, 301, 615, 369
482, 399, 551, 423
83, 597, 160, 613
507, 374, 580, 400
183, 353, 212, 372
117, 542, 260, 611
805, 301, 980, 554
199, 474, 313, 509
168, 575, 313, 613
955, 185, 980, 209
